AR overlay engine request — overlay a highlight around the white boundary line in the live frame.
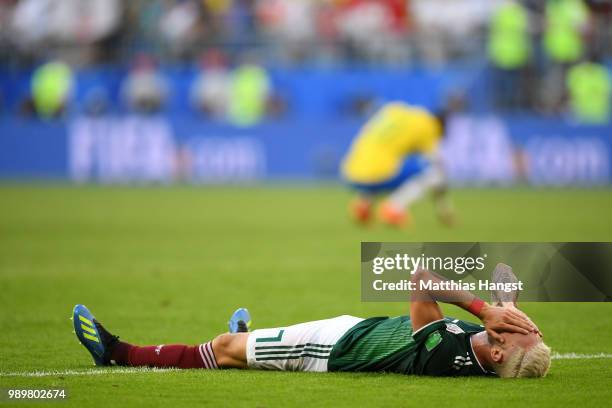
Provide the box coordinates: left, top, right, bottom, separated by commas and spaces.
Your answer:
551, 352, 612, 360
0, 353, 610, 377
0, 368, 179, 378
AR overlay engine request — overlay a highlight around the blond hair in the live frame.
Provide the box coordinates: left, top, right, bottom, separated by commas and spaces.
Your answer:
496, 342, 551, 378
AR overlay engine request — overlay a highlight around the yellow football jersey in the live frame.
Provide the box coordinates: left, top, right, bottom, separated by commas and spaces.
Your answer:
342, 103, 442, 184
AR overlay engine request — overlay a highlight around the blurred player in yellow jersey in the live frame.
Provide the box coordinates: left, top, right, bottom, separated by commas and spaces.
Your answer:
341, 102, 455, 227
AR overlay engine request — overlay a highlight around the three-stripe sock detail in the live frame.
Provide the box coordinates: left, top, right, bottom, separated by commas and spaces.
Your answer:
199, 341, 219, 369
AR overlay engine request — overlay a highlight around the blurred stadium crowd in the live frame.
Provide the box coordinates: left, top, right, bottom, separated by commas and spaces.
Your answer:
0, 0, 611, 124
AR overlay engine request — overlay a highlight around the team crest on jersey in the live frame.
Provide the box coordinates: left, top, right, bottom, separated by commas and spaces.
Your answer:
445, 323, 465, 335
425, 331, 442, 351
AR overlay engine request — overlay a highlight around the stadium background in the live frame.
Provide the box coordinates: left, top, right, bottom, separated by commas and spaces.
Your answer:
0, 0, 611, 183
1, 1, 611, 407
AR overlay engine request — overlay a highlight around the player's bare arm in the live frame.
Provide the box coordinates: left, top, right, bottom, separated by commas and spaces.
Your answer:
409, 268, 538, 342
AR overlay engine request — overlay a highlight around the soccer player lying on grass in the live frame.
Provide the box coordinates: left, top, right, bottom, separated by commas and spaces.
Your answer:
341, 101, 454, 228
74, 269, 550, 378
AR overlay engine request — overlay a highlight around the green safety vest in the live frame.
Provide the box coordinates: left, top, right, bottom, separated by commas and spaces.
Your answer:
544, 0, 588, 63
229, 64, 270, 127
567, 62, 611, 124
31, 61, 73, 118
488, 2, 531, 69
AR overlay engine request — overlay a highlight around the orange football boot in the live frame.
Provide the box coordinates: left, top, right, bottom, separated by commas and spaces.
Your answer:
350, 198, 373, 225
379, 202, 411, 228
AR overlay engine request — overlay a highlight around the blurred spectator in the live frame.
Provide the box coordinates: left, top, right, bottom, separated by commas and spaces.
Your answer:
190, 49, 232, 119
159, 0, 205, 60
256, 0, 318, 62
488, 0, 531, 70
586, 0, 612, 57
228, 57, 270, 126
541, 0, 590, 113
200, 0, 233, 39
567, 55, 611, 124
413, 0, 501, 63
3, 0, 612, 70
227, 0, 258, 40
121, 54, 169, 113
543, 0, 589, 64
335, 0, 410, 62
204, 0, 232, 14
11, 0, 121, 64
10, 0, 53, 50
31, 60, 74, 119
1, 0, 612, 119
127, 0, 165, 51
0, 1, 17, 53
487, 0, 532, 110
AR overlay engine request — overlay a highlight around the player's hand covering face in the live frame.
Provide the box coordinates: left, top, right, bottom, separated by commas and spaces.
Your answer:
480, 306, 539, 343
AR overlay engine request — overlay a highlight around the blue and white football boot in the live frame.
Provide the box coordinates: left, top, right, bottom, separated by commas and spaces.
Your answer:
72, 304, 119, 366
228, 308, 252, 334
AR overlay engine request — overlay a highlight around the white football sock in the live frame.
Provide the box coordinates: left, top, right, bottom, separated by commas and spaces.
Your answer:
388, 165, 445, 210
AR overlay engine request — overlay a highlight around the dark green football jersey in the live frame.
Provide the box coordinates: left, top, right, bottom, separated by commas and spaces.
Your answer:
328, 316, 491, 376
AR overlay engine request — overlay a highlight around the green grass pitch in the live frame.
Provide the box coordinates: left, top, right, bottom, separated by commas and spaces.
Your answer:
0, 185, 611, 407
